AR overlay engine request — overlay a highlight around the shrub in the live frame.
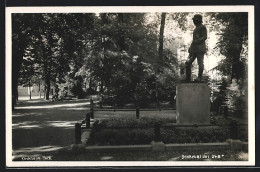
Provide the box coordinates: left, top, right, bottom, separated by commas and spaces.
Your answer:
93, 116, 175, 128
87, 129, 154, 146
86, 117, 245, 146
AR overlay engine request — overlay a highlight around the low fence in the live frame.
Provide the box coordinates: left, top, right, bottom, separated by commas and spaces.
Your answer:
74, 98, 247, 144
75, 98, 94, 144
76, 109, 246, 144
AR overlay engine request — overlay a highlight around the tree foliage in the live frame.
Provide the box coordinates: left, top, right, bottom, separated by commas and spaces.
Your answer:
209, 12, 248, 82
207, 12, 248, 117
12, 12, 248, 111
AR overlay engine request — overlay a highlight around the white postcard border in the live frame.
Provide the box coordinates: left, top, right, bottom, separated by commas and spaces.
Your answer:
6, 5, 255, 167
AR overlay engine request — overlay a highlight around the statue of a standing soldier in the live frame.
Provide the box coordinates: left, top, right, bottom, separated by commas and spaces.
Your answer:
185, 14, 207, 81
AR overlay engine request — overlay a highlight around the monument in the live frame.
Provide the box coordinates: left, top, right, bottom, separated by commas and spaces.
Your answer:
176, 14, 210, 125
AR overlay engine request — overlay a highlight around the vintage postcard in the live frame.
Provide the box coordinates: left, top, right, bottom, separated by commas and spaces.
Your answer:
5, 6, 255, 167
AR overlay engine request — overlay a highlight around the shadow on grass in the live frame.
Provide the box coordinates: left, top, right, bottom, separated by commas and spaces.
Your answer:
12, 127, 75, 149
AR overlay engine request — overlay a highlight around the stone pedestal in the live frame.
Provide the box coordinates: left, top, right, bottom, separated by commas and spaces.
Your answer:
176, 83, 210, 125
151, 141, 165, 151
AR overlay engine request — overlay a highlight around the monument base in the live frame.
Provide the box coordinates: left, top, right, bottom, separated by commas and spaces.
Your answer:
151, 141, 165, 151
176, 83, 210, 125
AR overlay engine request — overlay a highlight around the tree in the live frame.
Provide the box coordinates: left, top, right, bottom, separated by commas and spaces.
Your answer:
209, 12, 248, 82
158, 13, 166, 62
13, 12, 181, 106
18, 45, 41, 99
12, 14, 35, 104
211, 78, 228, 115
207, 12, 248, 118
14, 13, 96, 100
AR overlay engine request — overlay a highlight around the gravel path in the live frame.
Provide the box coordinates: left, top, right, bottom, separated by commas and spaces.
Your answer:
11, 97, 176, 159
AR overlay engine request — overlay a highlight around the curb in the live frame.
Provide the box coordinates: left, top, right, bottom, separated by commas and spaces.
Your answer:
85, 145, 152, 153
166, 142, 230, 151
93, 108, 176, 111
71, 141, 248, 153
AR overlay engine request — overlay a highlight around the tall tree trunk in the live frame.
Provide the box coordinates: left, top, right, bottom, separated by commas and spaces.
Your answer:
100, 48, 105, 95
12, 78, 19, 110
100, 75, 104, 108
12, 48, 24, 106
29, 79, 31, 100
100, 38, 106, 108
12, 14, 28, 107
231, 41, 243, 81
156, 13, 166, 108
89, 77, 92, 91
45, 72, 51, 100
100, 70, 104, 94
12, 76, 19, 102
158, 13, 166, 62
118, 13, 126, 51
39, 81, 41, 98
44, 85, 46, 99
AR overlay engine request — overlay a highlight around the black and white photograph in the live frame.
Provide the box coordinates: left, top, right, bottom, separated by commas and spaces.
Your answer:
5, 6, 255, 167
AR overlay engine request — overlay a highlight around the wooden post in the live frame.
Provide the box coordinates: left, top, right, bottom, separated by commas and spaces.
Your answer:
230, 121, 238, 139
90, 108, 94, 119
224, 106, 228, 119
136, 107, 140, 119
86, 113, 91, 129
75, 123, 81, 144
12, 95, 15, 110
154, 122, 161, 142
90, 98, 94, 108
113, 96, 116, 112
99, 94, 103, 108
